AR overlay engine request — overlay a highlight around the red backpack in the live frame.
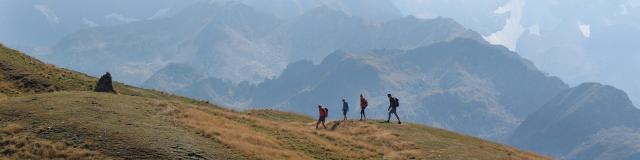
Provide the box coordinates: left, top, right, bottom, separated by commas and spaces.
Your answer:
361, 98, 368, 108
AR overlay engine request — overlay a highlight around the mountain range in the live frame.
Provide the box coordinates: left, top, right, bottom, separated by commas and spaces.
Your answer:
5, 0, 640, 106
47, 2, 479, 84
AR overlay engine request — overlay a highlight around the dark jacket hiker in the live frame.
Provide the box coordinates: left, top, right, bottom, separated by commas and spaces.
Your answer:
385, 94, 401, 124
342, 99, 349, 120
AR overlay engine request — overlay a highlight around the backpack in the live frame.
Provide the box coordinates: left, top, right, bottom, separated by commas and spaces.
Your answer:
324, 108, 329, 118
361, 98, 368, 108
393, 97, 400, 108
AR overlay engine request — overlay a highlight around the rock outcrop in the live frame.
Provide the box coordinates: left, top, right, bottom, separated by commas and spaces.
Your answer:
95, 72, 116, 93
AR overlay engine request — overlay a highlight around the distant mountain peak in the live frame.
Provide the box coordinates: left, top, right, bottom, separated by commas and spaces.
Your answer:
298, 5, 354, 21
558, 82, 635, 114
509, 82, 640, 158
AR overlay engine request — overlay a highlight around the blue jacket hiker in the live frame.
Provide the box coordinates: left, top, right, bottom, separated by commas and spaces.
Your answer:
342, 99, 349, 121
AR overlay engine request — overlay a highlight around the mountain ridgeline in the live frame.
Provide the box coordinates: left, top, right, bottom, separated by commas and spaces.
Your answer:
49, 2, 480, 85
509, 83, 640, 160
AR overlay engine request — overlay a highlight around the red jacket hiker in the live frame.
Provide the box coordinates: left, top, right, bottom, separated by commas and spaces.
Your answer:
316, 105, 327, 129
319, 107, 327, 118
359, 94, 368, 120
360, 96, 368, 109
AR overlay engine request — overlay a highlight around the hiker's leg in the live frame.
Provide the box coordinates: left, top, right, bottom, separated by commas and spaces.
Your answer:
322, 120, 327, 129
316, 120, 320, 129
387, 111, 392, 121
394, 112, 400, 121
363, 109, 366, 120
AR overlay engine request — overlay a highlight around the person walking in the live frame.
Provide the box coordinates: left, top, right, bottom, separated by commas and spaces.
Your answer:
316, 105, 328, 129
359, 94, 368, 121
385, 94, 401, 124
342, 99, 349, 121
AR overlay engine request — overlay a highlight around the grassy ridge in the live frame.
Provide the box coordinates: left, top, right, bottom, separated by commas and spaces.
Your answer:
0, 91, 547, 159
0, 92, 244, 159
0, 44, 94, 95
0, 44, 205, 103
0, 44, 548, 159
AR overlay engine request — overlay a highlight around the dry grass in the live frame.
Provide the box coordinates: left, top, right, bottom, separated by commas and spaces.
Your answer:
246, 109, 315, 123
328, 121, 422, 159
243, 111, 547, 160
0, 135, 106, 160
170, 104, 309, 159
174, 104, 424, 159
0, 75, 16, 97
0, 81, 11, 89
0, 92, 246, 159
269, 120, 421, 159
0, 94, 6, 102
0, 90, 548, 160
0, 123, 23, 134
167, 103, 547, 160
0, 123, 106, 159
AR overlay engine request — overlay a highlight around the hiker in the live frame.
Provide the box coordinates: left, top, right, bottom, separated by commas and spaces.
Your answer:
359, 94, 368, 121
385, 94, 401, 124
316, 105, 328, 129
342, 98, 349, 121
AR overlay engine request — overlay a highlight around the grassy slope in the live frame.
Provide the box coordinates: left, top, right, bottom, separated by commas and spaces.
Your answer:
0, 44, 203, 103
0, 44, 548, 159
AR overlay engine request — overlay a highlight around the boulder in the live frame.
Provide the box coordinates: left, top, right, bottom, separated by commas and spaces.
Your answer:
95, 72, 116, 93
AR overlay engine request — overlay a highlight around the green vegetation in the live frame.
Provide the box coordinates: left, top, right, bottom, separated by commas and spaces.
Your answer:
0, 44, 548, 159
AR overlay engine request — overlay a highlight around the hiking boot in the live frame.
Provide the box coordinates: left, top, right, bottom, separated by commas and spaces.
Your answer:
384, 120, 390, 123
398, 121, 402, 124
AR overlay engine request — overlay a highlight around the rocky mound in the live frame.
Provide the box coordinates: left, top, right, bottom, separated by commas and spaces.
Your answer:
94, 72, 116, 93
